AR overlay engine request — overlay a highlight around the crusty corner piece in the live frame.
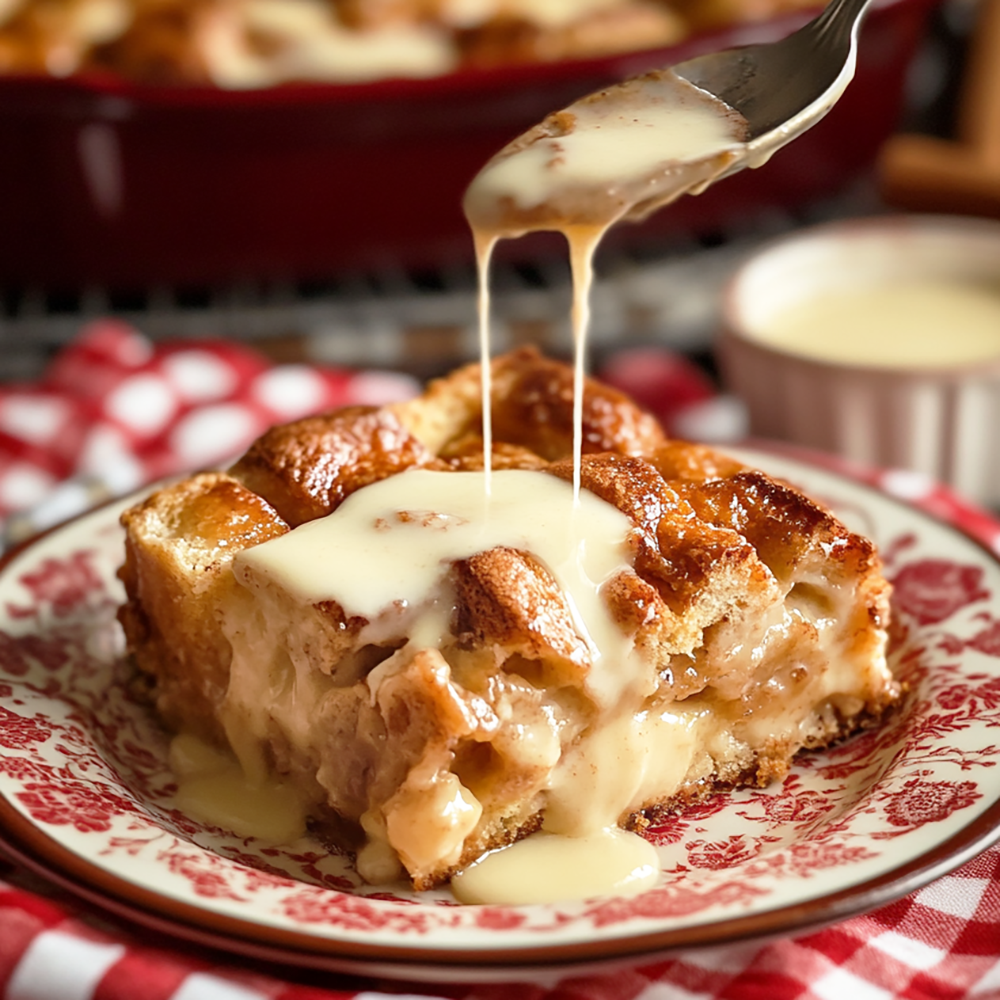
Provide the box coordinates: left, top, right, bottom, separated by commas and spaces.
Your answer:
117, 472, 288, 742
228, 404, 441, 527
117, 348, 899, 891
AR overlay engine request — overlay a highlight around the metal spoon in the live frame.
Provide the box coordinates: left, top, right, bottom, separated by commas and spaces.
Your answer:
675, 0, 874, 167
463, 0, 876, 234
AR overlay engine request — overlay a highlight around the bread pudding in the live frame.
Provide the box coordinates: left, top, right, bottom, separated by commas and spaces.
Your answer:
118, 347, 898, 891
0, 0, 824, 86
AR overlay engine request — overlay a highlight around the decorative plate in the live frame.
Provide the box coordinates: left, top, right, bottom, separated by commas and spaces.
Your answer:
2, 448, 1000, 982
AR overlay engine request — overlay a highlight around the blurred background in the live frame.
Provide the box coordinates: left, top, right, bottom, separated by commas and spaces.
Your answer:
0, 0, 994, 544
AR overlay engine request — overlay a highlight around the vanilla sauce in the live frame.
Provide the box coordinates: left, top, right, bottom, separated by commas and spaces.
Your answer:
442, 72, 749, 904
758, 279, 1000, 368
169, 731, 308, 843
180, 68, 762, 905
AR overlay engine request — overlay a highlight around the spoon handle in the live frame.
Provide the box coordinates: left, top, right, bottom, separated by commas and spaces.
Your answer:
810, 0, 875, 46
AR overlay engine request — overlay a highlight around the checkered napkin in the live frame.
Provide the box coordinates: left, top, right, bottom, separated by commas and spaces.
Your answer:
2, 323, 1000, 1000
0, 320, 419, 549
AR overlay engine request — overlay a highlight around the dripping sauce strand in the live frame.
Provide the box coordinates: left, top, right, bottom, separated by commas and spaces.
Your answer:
463, 67, 750, 505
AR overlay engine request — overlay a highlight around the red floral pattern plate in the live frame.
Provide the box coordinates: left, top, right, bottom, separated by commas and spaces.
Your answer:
2, 448, 1000, 982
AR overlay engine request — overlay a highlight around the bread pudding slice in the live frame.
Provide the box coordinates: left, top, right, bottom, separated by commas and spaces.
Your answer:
118, 348, 897, 890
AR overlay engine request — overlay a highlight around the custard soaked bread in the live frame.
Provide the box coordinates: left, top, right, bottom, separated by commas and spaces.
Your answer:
118, 348, 898, 890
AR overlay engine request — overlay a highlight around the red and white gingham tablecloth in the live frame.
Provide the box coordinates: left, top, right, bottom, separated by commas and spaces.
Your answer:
2, 846, 1000, 999
1, 322, 999, 1000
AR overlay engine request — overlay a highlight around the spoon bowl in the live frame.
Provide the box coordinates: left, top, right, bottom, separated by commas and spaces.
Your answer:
464, 0, 880, 237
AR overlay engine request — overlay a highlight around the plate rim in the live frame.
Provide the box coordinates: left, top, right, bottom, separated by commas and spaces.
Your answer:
3, 448, 1000, 979
3, 789, 1000, 979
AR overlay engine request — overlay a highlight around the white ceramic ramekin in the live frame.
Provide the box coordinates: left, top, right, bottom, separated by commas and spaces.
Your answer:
716, 214, 1000, 508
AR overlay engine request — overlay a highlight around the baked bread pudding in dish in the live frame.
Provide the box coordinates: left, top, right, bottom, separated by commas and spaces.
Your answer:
0, 0, 824, 86
118, 348, 898, 891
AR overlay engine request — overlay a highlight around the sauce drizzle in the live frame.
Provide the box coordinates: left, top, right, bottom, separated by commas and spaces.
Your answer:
463, 68, 750, 498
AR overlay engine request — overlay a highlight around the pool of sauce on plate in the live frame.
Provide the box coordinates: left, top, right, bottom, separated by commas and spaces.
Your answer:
451, 827, 659, 905
169, 732, 307, 844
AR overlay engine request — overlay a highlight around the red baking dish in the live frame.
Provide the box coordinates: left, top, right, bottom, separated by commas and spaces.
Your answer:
0, 0, 938, 290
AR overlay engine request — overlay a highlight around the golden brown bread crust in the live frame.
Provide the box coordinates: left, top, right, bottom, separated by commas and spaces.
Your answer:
118, 347, 898, 890
229, 404, 439, 526
118, 472, 288, 739
398, 346, 667, 460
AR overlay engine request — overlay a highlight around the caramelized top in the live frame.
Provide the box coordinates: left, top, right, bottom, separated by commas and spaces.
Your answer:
212, 347, 885, 651
118, 346, 895, 891
229, 404, 439, 527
